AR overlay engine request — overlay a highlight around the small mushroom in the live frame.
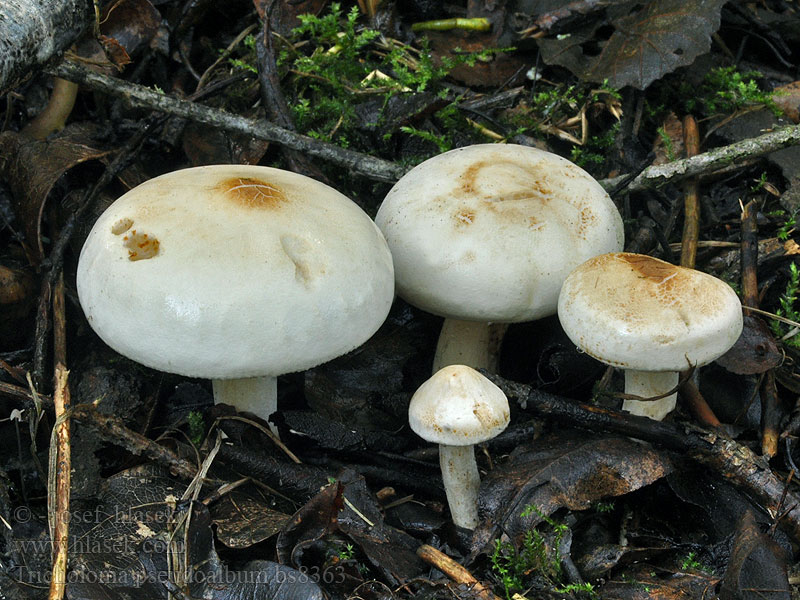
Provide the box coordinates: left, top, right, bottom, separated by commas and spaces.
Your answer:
557, 252, 743, 421
375, 144, 623, 373
408, 364, 510, 529
77, 165, 395, 431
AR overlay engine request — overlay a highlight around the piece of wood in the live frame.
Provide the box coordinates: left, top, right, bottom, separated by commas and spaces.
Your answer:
47, 366, 70, 600
417, 544, 502, 600
48, 60, 407, 183
0, 0, 90, 94
680, 115, 701, 269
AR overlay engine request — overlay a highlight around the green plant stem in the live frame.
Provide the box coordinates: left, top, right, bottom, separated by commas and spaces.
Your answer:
412, 18, 491, 32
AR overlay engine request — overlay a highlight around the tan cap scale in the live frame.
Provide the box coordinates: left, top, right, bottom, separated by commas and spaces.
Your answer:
375, 144, 624, 373
408, 365, 510, 529
77, 165, 395, 431
558, 252, 743, 421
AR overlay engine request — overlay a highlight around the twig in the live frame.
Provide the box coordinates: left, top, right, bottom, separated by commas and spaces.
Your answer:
47, 60, 407, 183
416, 544, 502, 600
47, 366, 70, 600
681, 379, 722, 429
741, 200, 760, 312
762, 370, 781, 458
71, 404, 197, 480
600, 122, 800, 193
484, 371, 800, 542
680, 115, 701, 269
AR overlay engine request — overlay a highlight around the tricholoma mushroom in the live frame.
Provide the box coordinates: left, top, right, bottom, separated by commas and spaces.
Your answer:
408, 364, 510, 529
557, 252, 743, 421
77, 165, 395, 431
375, 143, 624, 373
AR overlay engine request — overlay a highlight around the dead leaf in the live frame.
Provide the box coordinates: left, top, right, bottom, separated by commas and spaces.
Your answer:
773, 81, 800, 123
715, 315, 782, 375
0, 124, 112, 263
275, 481, 344, 567
211, 491, 291, 549
336, 470, 426, 586
720, 510, 791, 599
652, 112, 685, 165
475, 431, 672, 548
536, 0, 727, 89
100, 0, 161, 59
182, 118, 270, 166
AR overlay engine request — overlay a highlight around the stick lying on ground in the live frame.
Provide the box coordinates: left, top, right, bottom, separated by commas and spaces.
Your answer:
48, 60, 800, 188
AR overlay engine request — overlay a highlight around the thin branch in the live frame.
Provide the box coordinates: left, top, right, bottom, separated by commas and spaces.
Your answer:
601, 122, 800, 193
47, 60, 407, 183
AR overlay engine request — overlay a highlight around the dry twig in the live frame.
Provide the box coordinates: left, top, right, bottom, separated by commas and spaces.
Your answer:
48, 60, 406, 183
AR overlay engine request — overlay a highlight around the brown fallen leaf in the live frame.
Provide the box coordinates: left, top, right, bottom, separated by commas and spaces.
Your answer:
773, 81, 800, 124
715, 315, 782, 375
210, 491, 291, 549
475, 430, 672, 549
720, 509, 791, 600
536, 0, 728, 89
0, 124, 112, 263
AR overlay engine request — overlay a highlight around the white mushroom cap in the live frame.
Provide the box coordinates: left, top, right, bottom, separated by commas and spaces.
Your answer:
557, 253, 743, 371
408, 365, 510, 446
77, 165, 395, 379
375, 144, 624, 322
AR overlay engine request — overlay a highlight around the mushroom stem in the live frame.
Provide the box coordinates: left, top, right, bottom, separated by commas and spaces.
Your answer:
621, 370, 678, 421
212, 376, 278, 431
21, 78, 78, 140
438, 443, 480, 529
433, 319, 505, 374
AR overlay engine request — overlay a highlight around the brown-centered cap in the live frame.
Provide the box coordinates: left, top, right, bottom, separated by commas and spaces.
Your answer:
375, 144, 624, 322
557, 252, 743, 371
77, 165, 395, 379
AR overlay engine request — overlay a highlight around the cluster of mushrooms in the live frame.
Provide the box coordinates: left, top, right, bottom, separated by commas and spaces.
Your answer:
76, 144, 744, 531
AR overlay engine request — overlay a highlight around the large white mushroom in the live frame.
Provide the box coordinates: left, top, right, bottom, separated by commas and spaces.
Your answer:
375, 144, 624, 373
77, 165, 395, 431
408, 365, 510, 529
557, 252, 743, 421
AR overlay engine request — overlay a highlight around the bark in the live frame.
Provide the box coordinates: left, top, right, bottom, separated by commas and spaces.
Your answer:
0, 0, 91, 94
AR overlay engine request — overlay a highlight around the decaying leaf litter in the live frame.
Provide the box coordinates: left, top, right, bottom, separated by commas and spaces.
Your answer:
1, 0, 800, 598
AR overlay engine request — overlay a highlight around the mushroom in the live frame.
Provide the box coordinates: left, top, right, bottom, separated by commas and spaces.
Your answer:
375, 144, 624, 373
77, 165, 395, 431
557, 252, 743, 421
408, 364, 510, 529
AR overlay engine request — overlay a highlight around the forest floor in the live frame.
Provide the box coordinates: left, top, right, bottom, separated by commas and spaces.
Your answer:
2, 1, 800, 599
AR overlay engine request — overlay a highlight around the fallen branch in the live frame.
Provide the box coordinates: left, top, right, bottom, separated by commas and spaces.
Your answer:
485, 372, 800, 542
600, 122, 800, 193
47, 366, 70, 600
46, 60, 800, 190
71, 404, 197, 480
47, 60, 407, 183
0, 0, 89, 94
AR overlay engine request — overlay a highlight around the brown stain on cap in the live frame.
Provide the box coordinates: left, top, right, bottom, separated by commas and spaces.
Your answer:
218, 177, 288, 209
620, 253, 677, 283
122, 230, 160, 261
458, 159, 552, 202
